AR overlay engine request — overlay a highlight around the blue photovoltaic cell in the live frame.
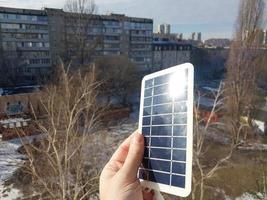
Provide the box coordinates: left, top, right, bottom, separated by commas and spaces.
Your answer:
142, 117, 151, 126
174, 114, 187, 124
145, 88, 153, 97
172, 162, 186, 174
154, 74, 171, 86
154, 84, 169, 95
143, 159, 171, 172
150, 148, 171, 160
173, 137, 187, 149
174, 93, 187, 101
172, 150, 186, 161
139, 169, 170, 185
174, 102, 187, 112
150, 171, 170, 185
153, 104, 172, 115
153, 94, 172, 105
143, 107, 152, 116
151, 137, 172, 148
151, 126, 172, 136
139, 68, 190, 190
142, 127, 150, 136
152, 115, 172, 125
173, 125, 187, 136
144, 97, 152, 106
145, 79, 153, 88
172, 175, 185, 188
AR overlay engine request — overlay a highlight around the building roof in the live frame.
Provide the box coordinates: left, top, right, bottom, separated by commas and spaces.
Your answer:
45, 7, 153, 23
0, 6, 153, 23
0, 6, 46, 16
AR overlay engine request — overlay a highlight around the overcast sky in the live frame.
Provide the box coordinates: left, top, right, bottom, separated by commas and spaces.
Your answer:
0, 0, 266, 39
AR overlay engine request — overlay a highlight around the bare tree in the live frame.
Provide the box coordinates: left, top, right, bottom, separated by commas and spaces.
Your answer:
19, 62, 106, 199
225, 0, 266, 142
64, 0, 102, 66
95, 55, 139, 106
65, 0, 97, 14
190, 83, 244, 200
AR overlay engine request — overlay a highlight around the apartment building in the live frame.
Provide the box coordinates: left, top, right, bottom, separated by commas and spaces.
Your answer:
0, 6, 153, 86
46, 9, 153, 70
153, 37, 192, 70
0, 7, 51, 83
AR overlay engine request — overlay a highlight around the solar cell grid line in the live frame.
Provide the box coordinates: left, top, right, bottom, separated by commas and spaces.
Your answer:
138, 63, 194, 197
170, 91, 175, 186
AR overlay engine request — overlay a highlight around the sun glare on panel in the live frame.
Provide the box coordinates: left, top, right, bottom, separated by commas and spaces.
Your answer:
169, 70, 186, 98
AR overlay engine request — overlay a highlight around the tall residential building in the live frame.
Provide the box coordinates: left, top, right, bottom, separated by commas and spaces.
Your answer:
0, 6, 153, 85
164, 24, 171, 34
255, 29, 267, 46
191, 32, 196, 40
157, 23, 170, 35
262, 29, 266, 45
46, 9, 153, 70
0, 7, 51, 83
157, 24, 164, 34
197, 32, 202, 41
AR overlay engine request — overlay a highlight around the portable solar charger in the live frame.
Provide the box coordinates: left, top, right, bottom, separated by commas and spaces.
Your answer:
138, 63, 194, 198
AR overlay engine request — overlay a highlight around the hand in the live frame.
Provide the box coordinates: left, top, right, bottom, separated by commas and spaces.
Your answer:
100, 131, 154, 200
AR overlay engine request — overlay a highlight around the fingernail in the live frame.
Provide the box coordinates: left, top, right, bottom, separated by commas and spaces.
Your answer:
134, 133, 143, 144
143, 187, 150, 193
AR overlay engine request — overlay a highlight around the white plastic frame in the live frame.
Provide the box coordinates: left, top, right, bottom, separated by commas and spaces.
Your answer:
138, 63, 194, 197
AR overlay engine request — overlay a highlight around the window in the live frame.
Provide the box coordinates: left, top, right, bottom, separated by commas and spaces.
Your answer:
44, 43, 50, 48
8, 14, 16, 20
17, 42, 23, 48
20, 24, 26, 29
41, 59, 50, 64
2, 41, 16, 50
19, 15, 27, 20
104, 43, 120, 49
1, 23, 20, 29
37, 16, 48, 22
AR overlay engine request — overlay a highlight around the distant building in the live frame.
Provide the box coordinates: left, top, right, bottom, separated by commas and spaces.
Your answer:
204, 38, 231, 48
153, 33, 183, 42
258, 29, 267, 45
197, 32, 202, 41
164, 24, 171, 34
191, 32, 196, 40
263, 30, 266, 45
157, 23, 170, 35
157, 24, 164, 34
0, 7, 51, 83
152, 36, 192, 70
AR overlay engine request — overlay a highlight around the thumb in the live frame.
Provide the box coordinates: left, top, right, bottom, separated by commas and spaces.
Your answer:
121, 132, 144, 180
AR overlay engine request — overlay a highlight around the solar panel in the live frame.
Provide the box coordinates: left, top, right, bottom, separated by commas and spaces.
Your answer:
138, 63, 194, 197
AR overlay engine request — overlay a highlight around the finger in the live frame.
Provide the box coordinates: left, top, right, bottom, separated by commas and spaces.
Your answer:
109, 131, 137, 164
121, 132, 144, 180
101, 132, 137, 177
143, 188, 154, 200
